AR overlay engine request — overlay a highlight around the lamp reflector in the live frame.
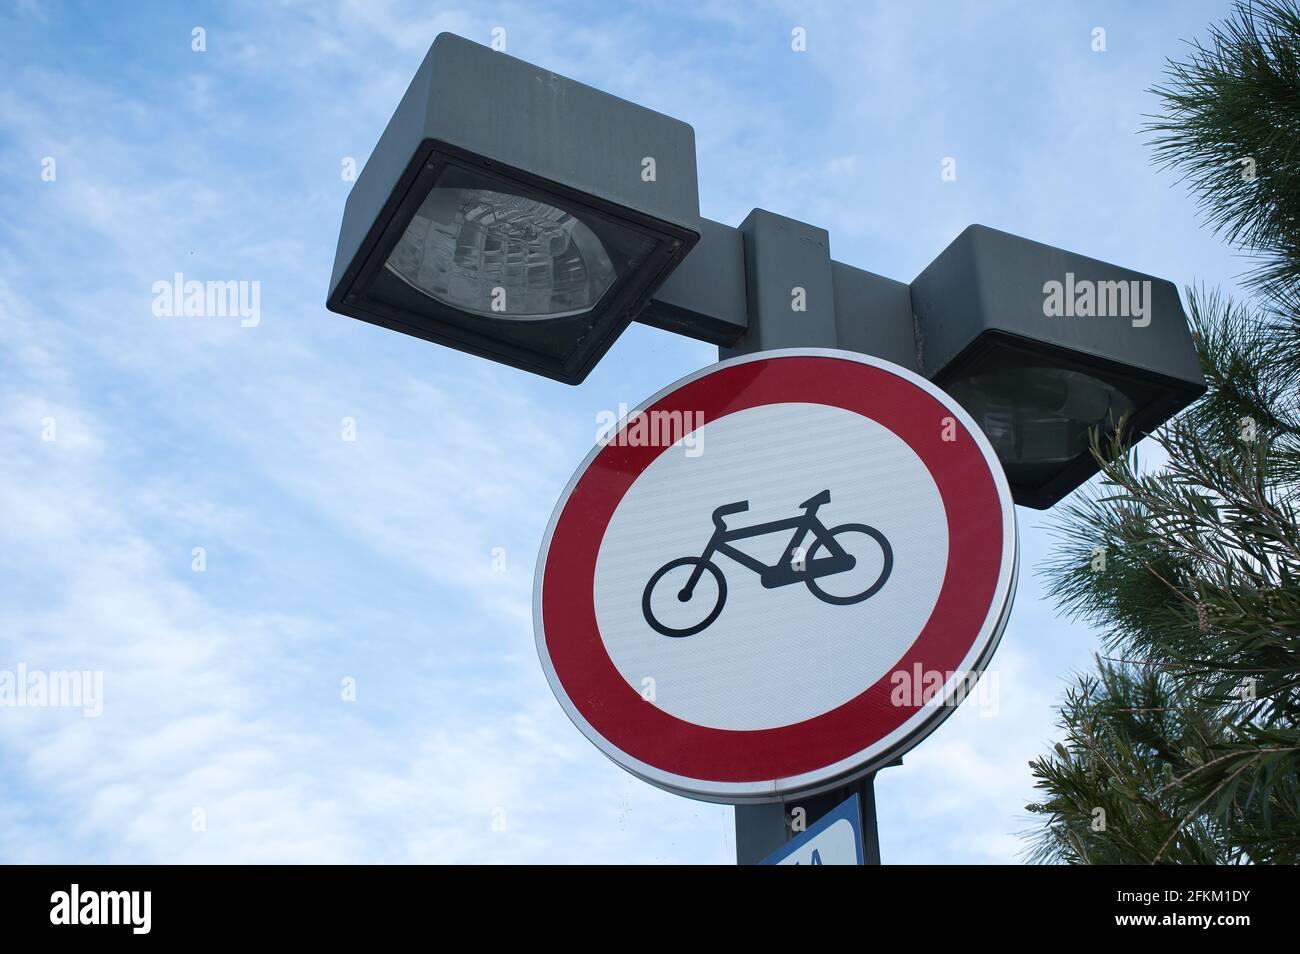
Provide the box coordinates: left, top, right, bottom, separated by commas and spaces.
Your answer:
384, 188, 617, 320
946, 361, 1138, 488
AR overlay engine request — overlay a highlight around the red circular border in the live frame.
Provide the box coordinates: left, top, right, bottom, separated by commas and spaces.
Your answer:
541, 355, 1004, 783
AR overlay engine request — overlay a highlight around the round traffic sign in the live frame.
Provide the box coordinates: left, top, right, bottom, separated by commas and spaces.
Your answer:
534, 349, 1017, 802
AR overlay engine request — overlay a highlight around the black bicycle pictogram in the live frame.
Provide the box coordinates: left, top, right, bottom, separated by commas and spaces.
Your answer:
641, 489, 893, 637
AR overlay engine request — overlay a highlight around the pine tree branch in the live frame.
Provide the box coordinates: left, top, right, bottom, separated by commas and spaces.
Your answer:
1153, 757, 1257, 863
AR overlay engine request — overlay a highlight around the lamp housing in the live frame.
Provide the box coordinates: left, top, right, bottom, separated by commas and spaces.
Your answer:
327, 33, 700, 384
911, 225, 1206, 509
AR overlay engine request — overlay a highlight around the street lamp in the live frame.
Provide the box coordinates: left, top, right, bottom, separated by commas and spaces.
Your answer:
909, 225, 1206, 508
328, 33, 1207, 863
327, 32, 700, 383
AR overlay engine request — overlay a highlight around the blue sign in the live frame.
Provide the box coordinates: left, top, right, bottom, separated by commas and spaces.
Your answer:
761, 794, 864, 865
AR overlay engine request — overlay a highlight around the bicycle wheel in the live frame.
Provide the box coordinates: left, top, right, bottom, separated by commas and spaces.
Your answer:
805, 523, 893, 606
642, 557, 727, 637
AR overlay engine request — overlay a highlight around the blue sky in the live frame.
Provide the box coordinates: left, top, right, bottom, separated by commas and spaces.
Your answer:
0, 0, 1253, 863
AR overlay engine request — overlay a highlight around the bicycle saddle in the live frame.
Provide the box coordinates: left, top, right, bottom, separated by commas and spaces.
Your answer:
800, 489, 831, 510
712, 500, 749, 525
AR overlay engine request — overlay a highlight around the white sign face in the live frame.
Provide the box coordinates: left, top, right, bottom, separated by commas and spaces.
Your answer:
535, 350, 1017, 802
593, 402, 949, 731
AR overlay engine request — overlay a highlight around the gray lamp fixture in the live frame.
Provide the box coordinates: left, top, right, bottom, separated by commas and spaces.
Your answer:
910, 226, 1206, 508
327, 33, 700, 384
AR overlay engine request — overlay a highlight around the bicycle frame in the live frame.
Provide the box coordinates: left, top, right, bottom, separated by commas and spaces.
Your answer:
682, 510, 854, 597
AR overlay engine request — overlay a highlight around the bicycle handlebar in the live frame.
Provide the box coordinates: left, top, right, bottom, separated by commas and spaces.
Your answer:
712, 500, 750, 524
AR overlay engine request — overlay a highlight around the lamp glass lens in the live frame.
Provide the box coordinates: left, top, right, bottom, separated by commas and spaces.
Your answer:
384, 188, 617, 320
946, 358, 1137, 486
